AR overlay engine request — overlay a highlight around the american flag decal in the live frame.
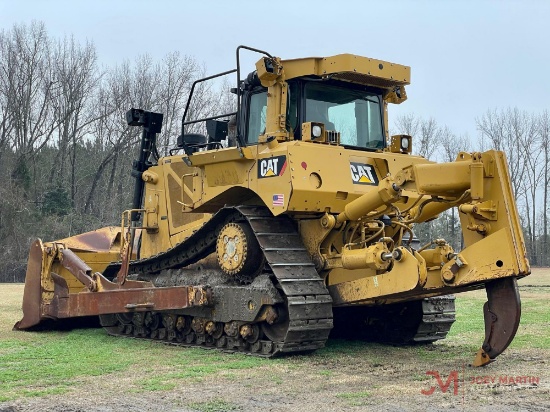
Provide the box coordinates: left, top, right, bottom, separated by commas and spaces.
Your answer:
272, 194, 284, 206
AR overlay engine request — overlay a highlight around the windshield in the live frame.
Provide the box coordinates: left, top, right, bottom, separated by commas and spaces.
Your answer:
305, 83, 384, 149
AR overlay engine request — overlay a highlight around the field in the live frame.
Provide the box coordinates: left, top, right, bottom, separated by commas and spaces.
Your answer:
0, 269, 548, 412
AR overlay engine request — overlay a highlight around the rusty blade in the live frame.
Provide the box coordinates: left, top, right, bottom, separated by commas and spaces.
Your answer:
13, 239, 44, 330
55, 226, 121, 252
473, 277, 521, 366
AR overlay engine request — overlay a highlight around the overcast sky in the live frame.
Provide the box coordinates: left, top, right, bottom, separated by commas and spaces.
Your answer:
2, 0, 549, 143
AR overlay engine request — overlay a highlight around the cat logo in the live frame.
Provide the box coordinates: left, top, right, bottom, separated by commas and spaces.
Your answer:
258, 155, 287, 179
350, 162, 379, 185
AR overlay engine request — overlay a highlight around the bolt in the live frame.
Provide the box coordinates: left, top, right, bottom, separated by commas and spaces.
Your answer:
392, 248, 403, 261
442, 268, 456, 283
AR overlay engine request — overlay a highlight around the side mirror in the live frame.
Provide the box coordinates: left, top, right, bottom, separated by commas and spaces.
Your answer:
206, 119, 228, 142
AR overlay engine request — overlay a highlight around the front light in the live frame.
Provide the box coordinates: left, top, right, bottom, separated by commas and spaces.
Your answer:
312, 125, 322, 138
401, 136, 409, 150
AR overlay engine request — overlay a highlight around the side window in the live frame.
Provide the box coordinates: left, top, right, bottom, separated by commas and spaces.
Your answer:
247, 91, 267, 144
287, 81, 299, 138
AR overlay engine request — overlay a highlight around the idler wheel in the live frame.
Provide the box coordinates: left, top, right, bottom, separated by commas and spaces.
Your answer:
216, 222, 265, 283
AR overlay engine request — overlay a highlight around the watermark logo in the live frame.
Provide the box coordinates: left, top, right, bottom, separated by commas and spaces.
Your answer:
421, 370, 459, 396
421, 367, 541, 396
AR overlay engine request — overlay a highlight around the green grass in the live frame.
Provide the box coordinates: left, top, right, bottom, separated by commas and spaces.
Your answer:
448, 295, 549, 350
336, 390, 371, 406
0, 330, 136, 401
0, 327, 267, 401
188, 399, 240, 412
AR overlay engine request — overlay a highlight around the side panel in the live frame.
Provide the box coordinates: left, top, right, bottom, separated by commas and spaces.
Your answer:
287, 142, 431, 214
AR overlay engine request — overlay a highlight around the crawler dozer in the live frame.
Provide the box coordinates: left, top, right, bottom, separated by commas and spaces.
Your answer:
15, 46, 530, 366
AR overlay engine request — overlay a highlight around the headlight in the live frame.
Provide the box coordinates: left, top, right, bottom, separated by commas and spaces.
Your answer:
312, 125, 322, 138
401, 136, 409, 150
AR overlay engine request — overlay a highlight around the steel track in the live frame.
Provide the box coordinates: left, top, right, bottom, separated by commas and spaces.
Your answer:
101, 206, 454, 354
101, 206, 333, 356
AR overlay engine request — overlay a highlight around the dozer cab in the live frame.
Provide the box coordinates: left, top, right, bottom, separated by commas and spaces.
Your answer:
15, 46, 530, 366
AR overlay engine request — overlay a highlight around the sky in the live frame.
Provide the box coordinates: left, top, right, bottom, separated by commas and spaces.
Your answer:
2, 0, 549, 143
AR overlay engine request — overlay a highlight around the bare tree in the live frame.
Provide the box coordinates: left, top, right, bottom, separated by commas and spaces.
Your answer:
517, 112, 542, 264
0, 33, 14, 165
82, 53, 206, 218
393, 112, 419, 138
477, 108, 527, 199
156, 52, 199, 155
0, 22, 60, 192
539, 110, 550, 265
47, 35, 102, 207
393, 114, 440, 159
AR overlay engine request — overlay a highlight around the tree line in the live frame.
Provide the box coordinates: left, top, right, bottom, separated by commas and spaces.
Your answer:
0, 22, 229, 281
0, 21, 547, 282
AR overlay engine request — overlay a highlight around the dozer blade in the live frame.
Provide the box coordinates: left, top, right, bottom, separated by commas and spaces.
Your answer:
13, 239, 44, 330
473, 277, 521, 367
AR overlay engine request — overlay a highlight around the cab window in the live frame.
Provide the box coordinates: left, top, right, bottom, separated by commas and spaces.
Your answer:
305, 82, 384, 149
247, 91, 267, 144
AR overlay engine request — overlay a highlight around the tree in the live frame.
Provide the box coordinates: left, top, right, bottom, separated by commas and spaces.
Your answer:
0, 22, 58, 195
476, 108, 527, 200
394, 114, 441, 159
42, 186, 71, 216
48, 35, 101, 207
538, 110, 550, 265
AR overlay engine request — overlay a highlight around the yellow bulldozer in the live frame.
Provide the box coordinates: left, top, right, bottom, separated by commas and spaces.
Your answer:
15, 46, 530, 366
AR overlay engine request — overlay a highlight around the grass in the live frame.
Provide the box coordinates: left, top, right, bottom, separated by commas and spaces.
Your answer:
188, 399, 240, 412
336, 390, 371, 406
0, 324, 268, 401
0, 330, 136, 401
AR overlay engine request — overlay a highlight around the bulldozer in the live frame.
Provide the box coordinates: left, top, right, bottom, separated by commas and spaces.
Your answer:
15, 46, 530, 366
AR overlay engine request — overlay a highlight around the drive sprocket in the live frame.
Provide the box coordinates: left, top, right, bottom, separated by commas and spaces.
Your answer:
216, 221, 265, 283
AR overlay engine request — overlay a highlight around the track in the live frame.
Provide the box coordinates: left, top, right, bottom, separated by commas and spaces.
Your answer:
331, 295, 456, 344
101, 206, 454, 355
100, 206, 333, 356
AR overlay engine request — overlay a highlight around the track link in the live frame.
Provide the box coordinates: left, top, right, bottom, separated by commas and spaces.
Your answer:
242, 207, 333, 354
413, 295, 456, 343
331, 295, 455, 344
100, 206, 333, 356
